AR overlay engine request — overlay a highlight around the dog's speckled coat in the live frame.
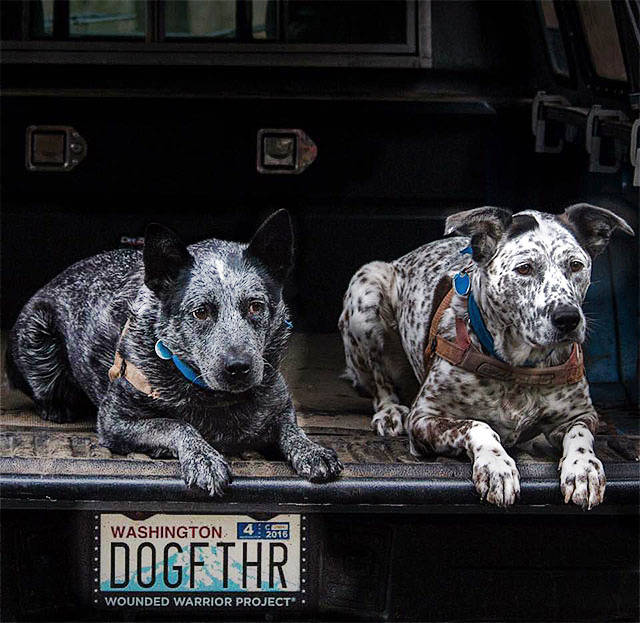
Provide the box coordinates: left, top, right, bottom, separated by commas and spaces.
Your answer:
340, 204, 633, 508
7, 210, 342, 496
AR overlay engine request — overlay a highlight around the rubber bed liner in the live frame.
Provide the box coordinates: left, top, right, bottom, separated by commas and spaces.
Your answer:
2, 333, 638, 510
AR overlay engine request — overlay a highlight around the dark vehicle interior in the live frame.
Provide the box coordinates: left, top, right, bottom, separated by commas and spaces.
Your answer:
1, 1, 638, 621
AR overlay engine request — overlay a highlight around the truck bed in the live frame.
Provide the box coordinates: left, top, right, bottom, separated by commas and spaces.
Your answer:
2, 333, 638, 511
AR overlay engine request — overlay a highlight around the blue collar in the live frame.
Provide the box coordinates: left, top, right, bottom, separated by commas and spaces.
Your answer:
454, 247, 504, 362
153, 319, 293, 390
466, 293, 553, 366
154, 340, 207, 388
467, 292, 504, 362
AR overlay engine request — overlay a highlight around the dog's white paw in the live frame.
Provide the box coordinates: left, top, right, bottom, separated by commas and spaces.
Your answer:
290, 443, 343, 483
179, 441, 232, 497
371, 404, 408, 437
472, 447, 520, 507
560, 454, 606, 510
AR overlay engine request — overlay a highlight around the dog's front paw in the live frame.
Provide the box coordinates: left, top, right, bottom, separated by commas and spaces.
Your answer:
472, 447, 520, 507
179, 442, 232, 497
290, 443, 343, 483
560, 454, 606, 510
371, 405, 409, 437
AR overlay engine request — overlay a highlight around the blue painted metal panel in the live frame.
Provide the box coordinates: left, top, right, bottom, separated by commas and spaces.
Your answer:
582, 249, 619, 385
581, 220, 638, 406
608, 234, 638, 403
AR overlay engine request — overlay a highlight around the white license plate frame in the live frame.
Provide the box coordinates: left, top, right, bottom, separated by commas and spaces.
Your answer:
94, 512, 308, 611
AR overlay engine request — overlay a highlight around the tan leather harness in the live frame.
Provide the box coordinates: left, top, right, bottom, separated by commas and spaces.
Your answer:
424, 287, 585, 386
108, 319, 161, 398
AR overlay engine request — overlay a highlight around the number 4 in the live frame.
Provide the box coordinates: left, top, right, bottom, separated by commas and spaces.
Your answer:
243, 524, 254, 535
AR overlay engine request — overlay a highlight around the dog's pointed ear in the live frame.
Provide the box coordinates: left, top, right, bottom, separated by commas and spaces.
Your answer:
444, 207, 512, 264
143, 223, 194, 297
561, 203, 635, 258
245, 210, 294, 283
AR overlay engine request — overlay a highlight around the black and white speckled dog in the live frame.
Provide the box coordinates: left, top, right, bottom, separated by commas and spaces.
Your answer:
7, 210, 342, 495
340, 204, 633, 509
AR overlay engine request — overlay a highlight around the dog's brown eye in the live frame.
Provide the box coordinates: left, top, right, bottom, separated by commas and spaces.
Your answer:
248, 301, 265, 316
570, 260, 584, 273
192, 306, 208, 320
515, 263, 533, 276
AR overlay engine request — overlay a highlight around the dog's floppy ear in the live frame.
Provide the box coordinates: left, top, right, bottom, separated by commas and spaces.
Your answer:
444, 207, 513, 264
245, 209, 294, 283
143, 223, 194, 297
561, 203, 635, 258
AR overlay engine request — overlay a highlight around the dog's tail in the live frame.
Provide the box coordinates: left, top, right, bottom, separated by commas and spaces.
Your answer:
3, 336, 33, 399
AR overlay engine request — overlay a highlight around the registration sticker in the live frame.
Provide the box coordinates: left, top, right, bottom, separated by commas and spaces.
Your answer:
96, 513, 305, 610
237, 522, 290, 540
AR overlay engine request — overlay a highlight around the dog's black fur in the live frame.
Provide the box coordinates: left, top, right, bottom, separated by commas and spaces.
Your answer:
7, 210, 342, 495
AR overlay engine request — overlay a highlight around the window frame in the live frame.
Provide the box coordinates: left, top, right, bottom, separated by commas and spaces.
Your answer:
565, 0, 630, 97
1, 0, 432, 68
609, 0, 639, 94
535, 0, 576, 87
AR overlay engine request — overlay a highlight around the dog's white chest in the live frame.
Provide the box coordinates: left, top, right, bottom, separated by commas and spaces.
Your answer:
486, 389, 543, 446
423, 363, 551, 446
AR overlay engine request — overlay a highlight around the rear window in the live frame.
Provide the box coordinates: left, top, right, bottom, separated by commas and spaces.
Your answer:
577, 0, 627, 82
7, 0, 408, 44
68, 0, 146, 38
164, 0, 279, 41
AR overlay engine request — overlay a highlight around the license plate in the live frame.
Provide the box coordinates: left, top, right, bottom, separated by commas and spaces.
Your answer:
95, 513, 306, 611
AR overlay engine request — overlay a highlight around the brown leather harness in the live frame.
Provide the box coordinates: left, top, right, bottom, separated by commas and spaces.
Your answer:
424, 286, 585, 386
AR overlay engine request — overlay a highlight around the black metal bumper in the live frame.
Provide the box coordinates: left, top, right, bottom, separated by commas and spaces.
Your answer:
2, 461, 638, 512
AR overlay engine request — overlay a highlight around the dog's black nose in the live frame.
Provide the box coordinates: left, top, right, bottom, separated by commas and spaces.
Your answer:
551, 306, 581, 333
223, 355, 251, 378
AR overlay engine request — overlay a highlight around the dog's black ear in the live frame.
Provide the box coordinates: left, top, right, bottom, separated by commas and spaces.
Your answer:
561, 203, 635, 258
245, 209, 294, 283
143, 223, 194, 297
444, 207, 513, 264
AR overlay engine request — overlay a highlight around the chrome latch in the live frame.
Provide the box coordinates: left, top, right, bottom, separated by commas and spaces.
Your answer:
257, 129, 317, 174
585, 106, 628, 174
531, 91, 570, 153
26, 125, 87, 172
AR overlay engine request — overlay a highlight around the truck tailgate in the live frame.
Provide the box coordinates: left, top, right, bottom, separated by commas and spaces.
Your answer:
2, 333, 638, 510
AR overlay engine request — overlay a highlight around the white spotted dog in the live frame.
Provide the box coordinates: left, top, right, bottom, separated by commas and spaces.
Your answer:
339, 204, 634, 508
